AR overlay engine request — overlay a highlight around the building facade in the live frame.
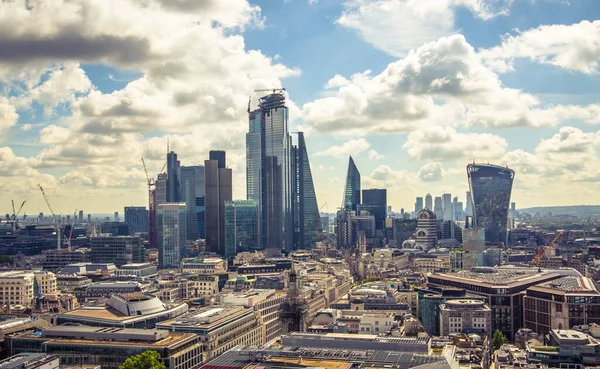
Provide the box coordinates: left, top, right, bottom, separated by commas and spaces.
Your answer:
124, 206, 148, 235
157, 203, 187, 268
467, 163, 515, 244
342, 156, 361, 212
205, 154, 233, 255
439, 299, 492, 337
90, 236, 144, 267
359, 189, 387, 230
166, 151, 180, 203
180, 165, 205, 240
225, 200, 259, 259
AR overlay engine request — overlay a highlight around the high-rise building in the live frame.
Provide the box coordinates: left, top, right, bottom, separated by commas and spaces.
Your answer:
86, 214, 91, 223
467, 163, 515, 244
465, 191, 473, 217
180, 166, 205, 240
157, 203, 187, 268
113, 212, 119, 221
415, 197, 423, 213
90, 236, 144, 267
247, 91, 294, 254
425, 193, 432, 210
342, 156, 361, 212
453, 197, 464, 221
205, 153, 232, 255
209, 150, 226, 170
166, 151, 180, 203
124, 206, 148, 235
359, 189, 386, 230
156, 173, 168, 205
100, 221, 129, 236
434, 196, 443, 218
225, 200, 259, 259
292, 132, 322, 250
78, 210, 83, 223
442, 193, 452, 220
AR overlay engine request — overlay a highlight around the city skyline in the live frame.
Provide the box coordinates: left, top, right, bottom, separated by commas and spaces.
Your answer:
2, 1, 600, 214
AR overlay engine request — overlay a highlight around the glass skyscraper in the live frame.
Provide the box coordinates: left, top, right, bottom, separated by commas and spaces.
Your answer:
166, 151, 180, 202
342, 156, 360, 212
124, 206, 148, 235
359, 189, 387, 230
247, 92, 294, 253
205, 155, 232, 255
180, 165, 204, 240
467, 163, 515, 244
157, 203, 187, 268
225, 200, 259, 259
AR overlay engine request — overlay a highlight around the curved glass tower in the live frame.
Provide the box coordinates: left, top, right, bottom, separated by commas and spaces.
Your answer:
342, 156, 361, 212
467, 163, 515, 244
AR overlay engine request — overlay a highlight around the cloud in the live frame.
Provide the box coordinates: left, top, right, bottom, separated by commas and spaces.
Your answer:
315, 138, 370, 157
418, 162, 445, 182
20, 124, 32, 132
403, 125, 507, 161
480, 20, 600, 73
368, 149, 384, 160
302, 34, 600, 135
336, 0, 514, 57
0, 98, 18, 142
362, 165, 418, 189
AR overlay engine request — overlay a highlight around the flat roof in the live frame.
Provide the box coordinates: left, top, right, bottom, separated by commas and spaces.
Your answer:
431, 267, 561, 287
530, 276, 599, 294
158, 306, 251, 329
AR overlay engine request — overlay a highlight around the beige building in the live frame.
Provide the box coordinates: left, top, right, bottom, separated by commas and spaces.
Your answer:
413, 257, 449, 273
0, 271, 57, 308
358, 312, 395, 334
439, 299, 492, 337
180, 257, 227, 274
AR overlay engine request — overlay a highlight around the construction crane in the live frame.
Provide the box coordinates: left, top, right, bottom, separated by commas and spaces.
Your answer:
254, 88, 286, 94
533, 231, 563, 267
319, 202, 328, 213
8, 200, 26, 233
142, 158, 167, 249
38, 185, 61, 250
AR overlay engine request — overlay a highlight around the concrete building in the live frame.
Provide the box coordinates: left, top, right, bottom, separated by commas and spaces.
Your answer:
413, 257, 450, 273
442, 193, 453, 220
10, 325, 201, 369
425, 193, 433, 210
282, 332, 430, 353
42, 249, 90, 272
439, 299, 492, 337
57, 292, 188, 328
427, 266, 575, 340
124, 206, 148, 235
114, 263, 158, 280
0, 353, 59, 369
157, 203, 187, 268
527, 329, 600, 367
0, 271, 56, 308
412, 208, 438, 251
90, 236, 143, 267
157, 305, 263, 361
180, 257, 227, 274
523, 276, 600, 336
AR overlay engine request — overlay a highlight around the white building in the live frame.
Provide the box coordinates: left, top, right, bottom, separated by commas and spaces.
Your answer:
180, 257, 227, 274
439, 299, 492, 338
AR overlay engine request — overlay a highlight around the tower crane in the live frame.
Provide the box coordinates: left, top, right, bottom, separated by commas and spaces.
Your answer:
254, 88, 286, 94
533, 231, 563, 267
38, 185, 61, 250
142, 158, 167, 249
8, 200, 26, 233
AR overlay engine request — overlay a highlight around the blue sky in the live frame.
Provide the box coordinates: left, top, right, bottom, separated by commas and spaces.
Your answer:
1, 0, 600, 215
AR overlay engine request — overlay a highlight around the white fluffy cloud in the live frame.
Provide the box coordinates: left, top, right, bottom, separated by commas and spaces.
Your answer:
480, 20, 600, 73
316, 138, 371, 157
0, 98, 18, 142
418, 162, 445, 182
368, 149, 384, 160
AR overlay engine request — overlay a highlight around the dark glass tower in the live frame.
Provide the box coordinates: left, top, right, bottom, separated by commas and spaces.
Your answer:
358, 189, 387, 230
293, 132, 322, 250
180, 165, 204, 240
467, 163, 515, 244
209, 150, 226, 169
166, 151, 180, 202
247, 92, 293, 254
342, 156, 361, 212
205, 157, 232, 255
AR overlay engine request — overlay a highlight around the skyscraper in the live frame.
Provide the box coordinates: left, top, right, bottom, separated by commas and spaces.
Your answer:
465, 191, 473, 217
180, 165, 204, 240
156, 173, 168, 205
434, 196, 443, 218
78, 210, 83, 223
247, 91, 294, 254
205, 153, 232, 255
157, 203, 187, 268
442, 193, 452, 220
124, 206, 148, 235
425, 193, 433, 210
293, 132, 322, 250
209, 150, 226, 170
225, 200, 259, 259
342, 156, 361, 212
467, 163, 515, 244
359, 189, 387, 230
166, 151, 180, 203
415, 197, 423, 213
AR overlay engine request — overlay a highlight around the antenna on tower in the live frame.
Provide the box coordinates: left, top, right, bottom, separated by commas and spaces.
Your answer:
167, 138, 170, 153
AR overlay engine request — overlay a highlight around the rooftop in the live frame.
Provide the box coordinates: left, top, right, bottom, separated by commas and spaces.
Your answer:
285, 332, 429, 345
532, 276, 598, 294
431, 266, 565, 287
158, 306, 251, 330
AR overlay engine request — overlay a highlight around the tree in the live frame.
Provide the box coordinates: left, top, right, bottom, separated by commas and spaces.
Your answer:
492, 329, 507, 350
119, 350, 166, 369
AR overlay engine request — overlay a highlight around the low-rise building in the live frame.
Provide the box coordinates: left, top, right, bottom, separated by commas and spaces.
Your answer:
0, 353, 59, 369
0, 271, 57, 308
282, 332, 430, 353
527, 329, 600, 367
439, 299, 492, 337
42, 249, 90, 272
90, 236, 144, 267
180, 257, 227, 274
413, 257, 450, 273
86, 281, 145, 298
114, 263, 157, 280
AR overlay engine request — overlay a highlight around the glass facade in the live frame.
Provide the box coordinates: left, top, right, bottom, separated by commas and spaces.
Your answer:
343, 156, 360, 212
225, 200, 259, 258
180, 166, 204, 240
294, 132, 322, 250
124, 206, 148, 235
166, 151, 180, 202
467, 163, 515, 244
157, 203, 187, 268
358, 189, 386, 230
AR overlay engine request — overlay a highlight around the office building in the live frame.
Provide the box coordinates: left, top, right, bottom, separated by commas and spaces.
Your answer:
180, 165, 205, 240
527, 329, 600, 367
434, 196, 443, 218
113, 212, 118, 221
427, 266, 576, 340
247, 92, 294, 253
452, 197, 463, 221
467, 163, 515, 243
393, 218, 418, 245
155, 172, 168, 205
90, 236, 143, 267
114, 263, 158, 280
462, 228, 485, 269
414, 197, 423, 213
157, 203, 187, 268
225, 200, 259, 258
210, 150, 226, 170
205, 153, 232, 255
99, 221, 128, 236
10, 325, 200, 369
78, 210, 83, 223
293, 131, 322, 250
465, 191, 473, 217
425, 193, 432, 210
0, 271, 56, 307
342, 156, 361, 212
523, 276, 600, 336
180, 257, 227, 274
42, 248, 90, 272
124, 206, 148, 235
413, 208, 438, 250
439, 299, 492, 337
0, 354, 59, 369
166, 150, 180, 202
358, 189, 386, 230
442, 193, 452, 220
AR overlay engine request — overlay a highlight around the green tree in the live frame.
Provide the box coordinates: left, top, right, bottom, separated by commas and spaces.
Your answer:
492, 329, 507, 350
119, 350, 166, 369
